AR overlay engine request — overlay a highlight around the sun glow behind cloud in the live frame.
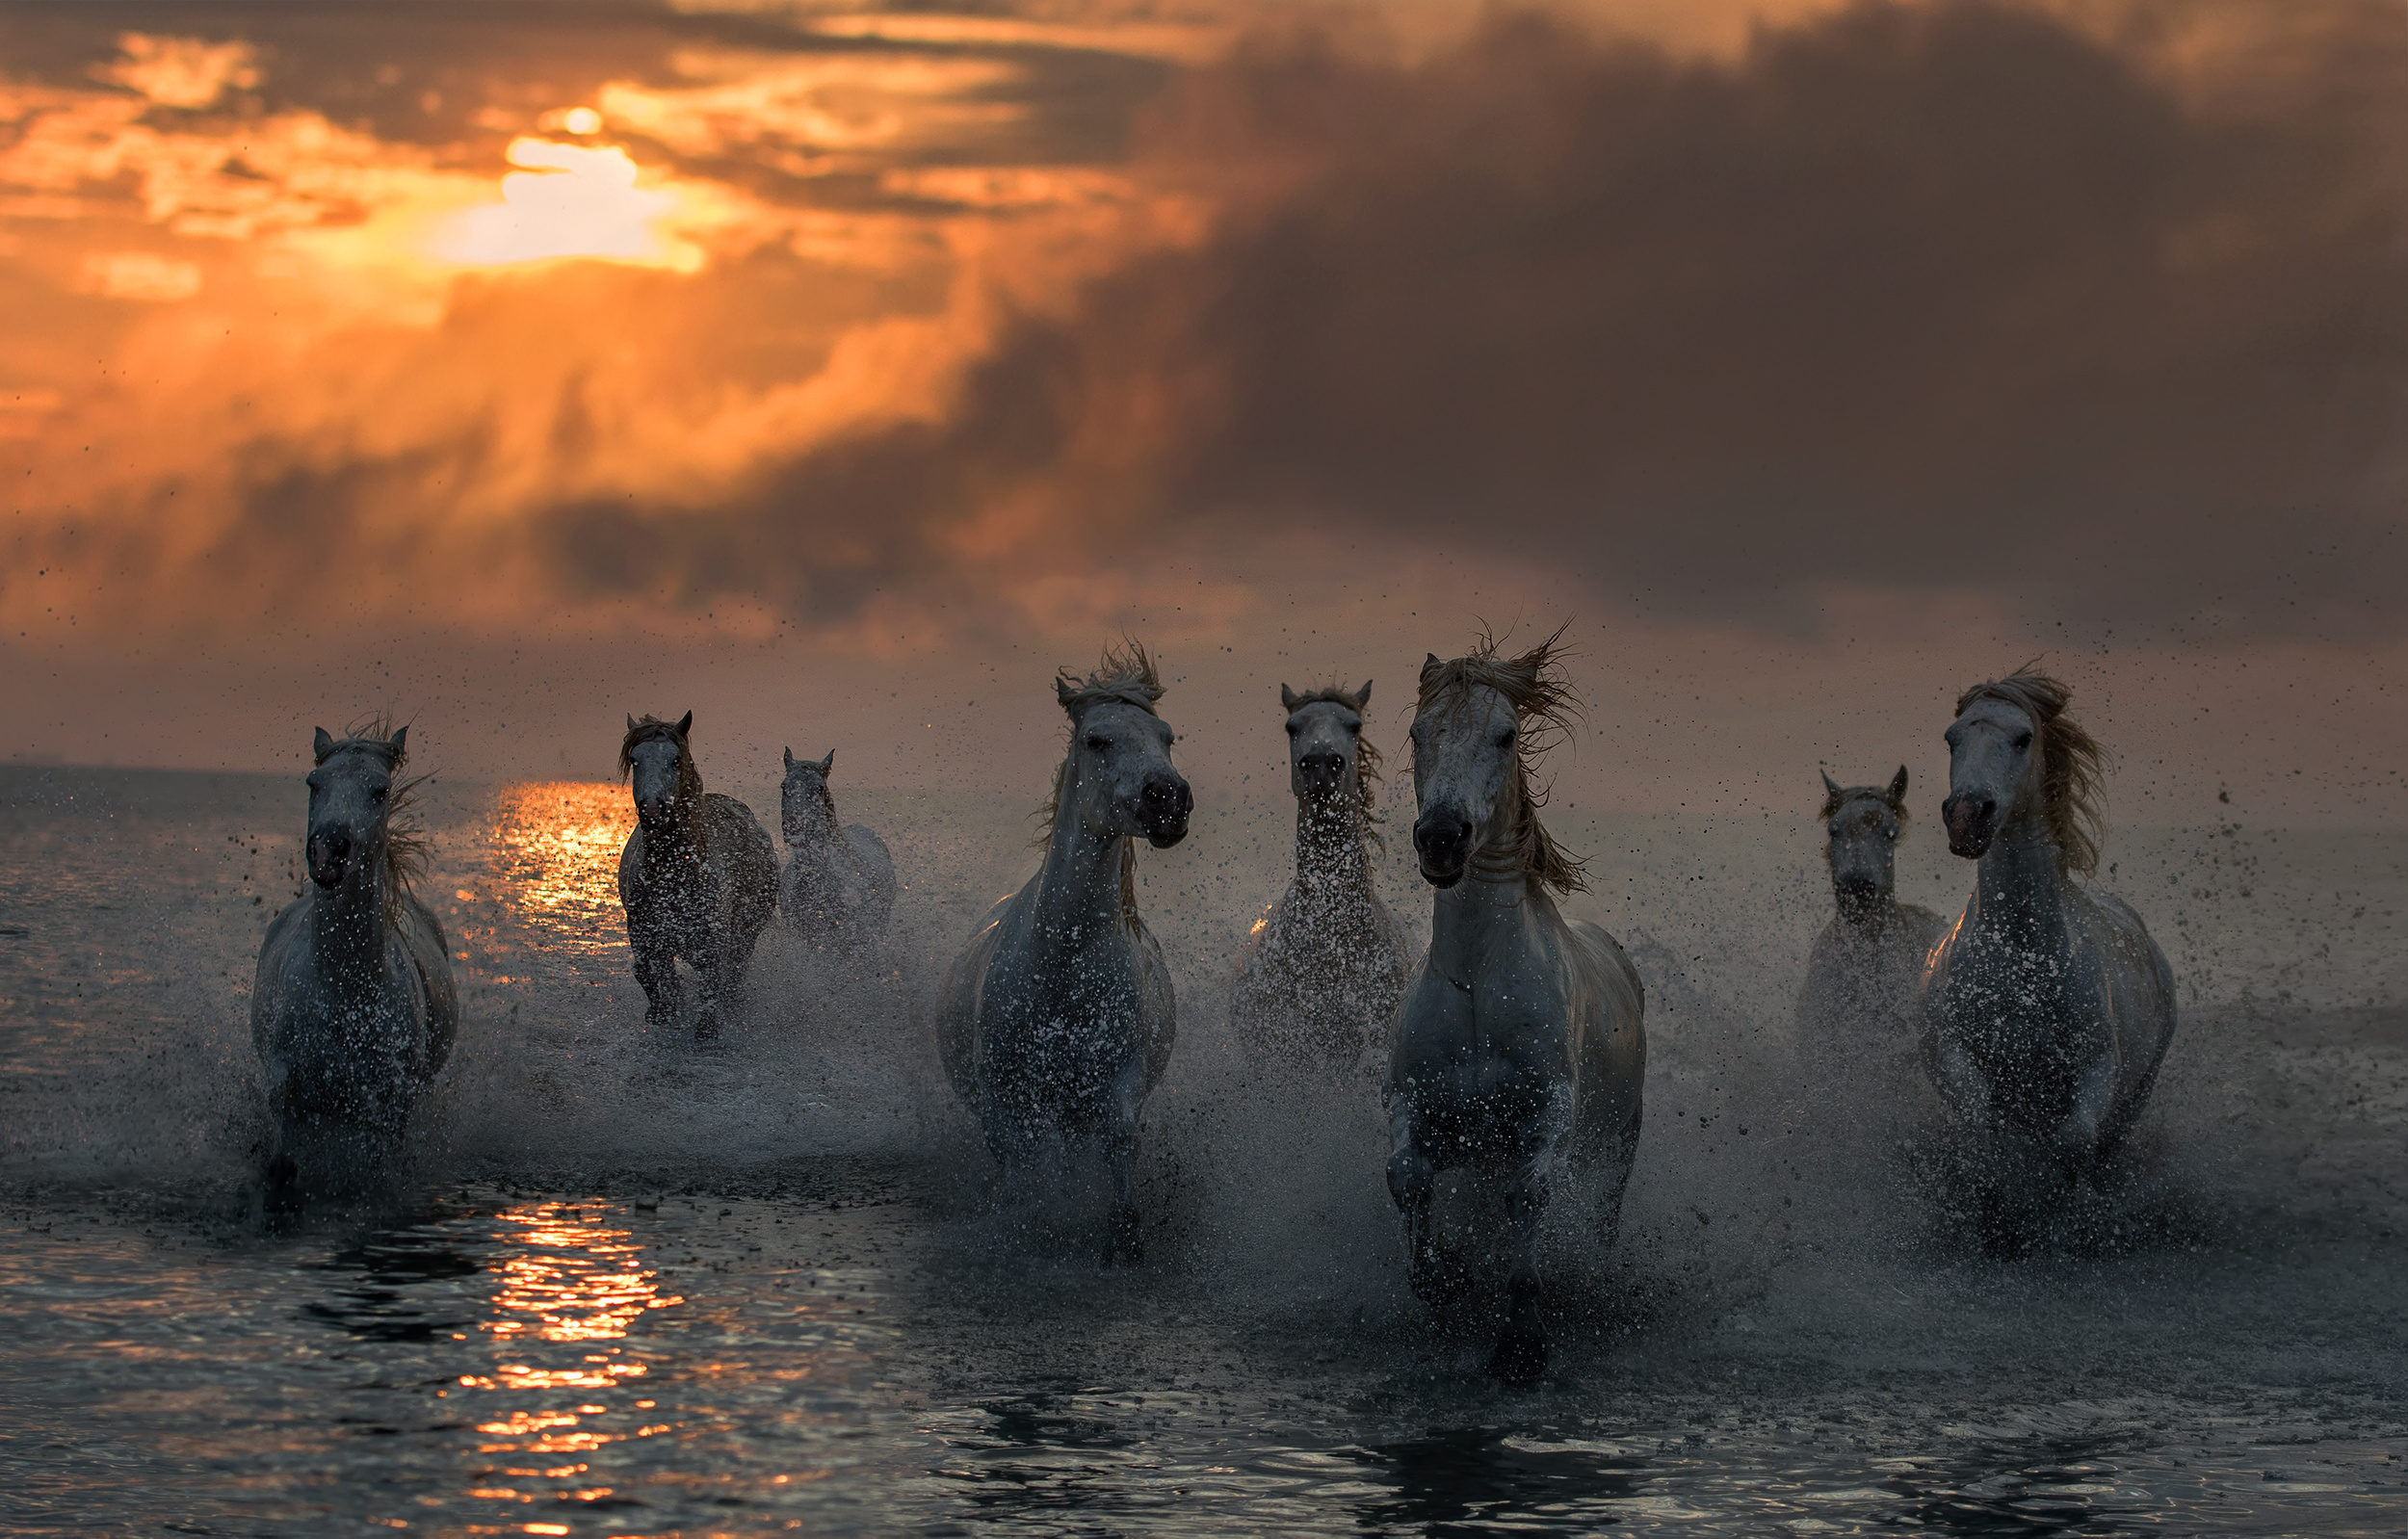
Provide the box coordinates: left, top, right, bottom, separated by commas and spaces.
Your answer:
433, 135, 707, 273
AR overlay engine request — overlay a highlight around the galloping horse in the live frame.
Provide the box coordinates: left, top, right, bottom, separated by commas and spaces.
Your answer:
1921, 668, 2176, 1185
617, 712, 777, 1039
935, 642, 1193, 1265
251, 721, 457, 1209
777, 747, 896, 955
1796, 767, 1946, 1099
1387, 634, 1646, 1383
1231, 681, 1412, 1064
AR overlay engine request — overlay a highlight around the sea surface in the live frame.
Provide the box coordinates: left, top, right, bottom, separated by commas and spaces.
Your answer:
1, 763, 2402, 1536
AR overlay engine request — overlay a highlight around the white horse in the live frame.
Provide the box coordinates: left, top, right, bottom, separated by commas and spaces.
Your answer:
1231, 681, 1412, 1065
1386, 634, 1646, 1384
777, 747, 896, 955
1796, 767, 1947, 1104
251, 721, 457, 1210
935, 642, 1194, 1265
1921, 668, 2177, 1191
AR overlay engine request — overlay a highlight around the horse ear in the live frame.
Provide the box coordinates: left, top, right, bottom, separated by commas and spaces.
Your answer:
313, 727, 334, 762
1889, 765, 1910, 807
675, 710, 693, 738
1821, 770, 1842, 799
1280, 683, 1300, 711
1422, 653, 1442, 678
627, 714, 638, 731
1357, 680, 1373, 707
387, 724, 406, 757
783, 746, 794, 770
818, 751, 834, 774
1056, 673, 1079, 710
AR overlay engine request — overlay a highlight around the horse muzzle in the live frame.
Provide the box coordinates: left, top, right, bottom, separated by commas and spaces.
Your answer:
1943, 794, 1995, 859
1137, 775, 1192, 848
306, 828, 353, 888
1413, 809, 1473, 888
1296, 751, 1346, 798
1832, 874, 1883, 917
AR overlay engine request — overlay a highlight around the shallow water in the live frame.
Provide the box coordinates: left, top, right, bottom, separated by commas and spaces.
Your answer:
2, 765, 2403, 1535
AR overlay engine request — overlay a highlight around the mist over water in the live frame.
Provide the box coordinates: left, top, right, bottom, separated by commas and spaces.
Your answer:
1, 763, 2402, 1534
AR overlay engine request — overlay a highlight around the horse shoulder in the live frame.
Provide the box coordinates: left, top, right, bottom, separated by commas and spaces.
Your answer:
2072, 884, 2179, 1040
617, 828, 646, 903
250, 897, 310, 1045
845, 824, 893, 874
390, 895, 460, 1078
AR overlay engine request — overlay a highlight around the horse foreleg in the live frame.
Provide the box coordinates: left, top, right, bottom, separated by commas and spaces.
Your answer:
689, 944, 723, 1041
631, 931, 679, 1030
1386, 1096, 1452, 1308
2051, 1049, 2118, 1178
1929, 1031, 1997, 1133
1101, 1055, 1146, 1268
1490, 1084, 1572, 1386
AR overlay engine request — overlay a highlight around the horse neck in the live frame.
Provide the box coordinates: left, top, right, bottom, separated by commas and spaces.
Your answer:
1034, 756, 1130, 940
310, 847, 388, 972
785, 802, 843, 872
1428, 781, 1535, 973
1967, 796, 2071, 940
644, 793, 710, 866
1293, 785, 1369, 896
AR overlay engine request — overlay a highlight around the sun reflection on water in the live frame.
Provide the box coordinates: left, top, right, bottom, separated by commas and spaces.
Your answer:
488, 782, 633, 959
457, 1201, 684, 1510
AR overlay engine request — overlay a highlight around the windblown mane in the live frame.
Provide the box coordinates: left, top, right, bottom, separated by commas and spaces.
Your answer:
1415, 626, 1587, 895
317, 712, 428, 923
1032, 639, 1166, 924
1284, 681, 1385, 853
1955, 664, 2107, 877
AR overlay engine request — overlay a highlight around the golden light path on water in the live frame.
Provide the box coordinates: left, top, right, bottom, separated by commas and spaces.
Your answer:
456, 1202, 683, 1526
481, 783, 637, 963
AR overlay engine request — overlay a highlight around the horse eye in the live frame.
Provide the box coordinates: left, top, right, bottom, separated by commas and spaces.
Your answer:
1085, 735, 1109, 752
1285, 722, 1298, 736
2014, 732, 2033, 750
1346, 723, 1360, 736
372, 787, 387, 801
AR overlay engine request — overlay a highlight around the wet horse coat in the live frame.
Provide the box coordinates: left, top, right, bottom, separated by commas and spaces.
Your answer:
1796, 768, 1947, 1105
936, 644, 1192, 1265
617, 712, 777, 1039
1386, 636, 1646, 1384
250, 723, 457, 1207
777, 747, 896, 955
1921, 670, 2177, 1181
1231, 681, 1412, 1064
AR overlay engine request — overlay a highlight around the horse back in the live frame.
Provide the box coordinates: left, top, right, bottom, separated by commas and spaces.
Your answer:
1564, 918, 1646, 1149
935, 884, 1027, 1104
701, 793, 778, 927
390, 889, 459, 1083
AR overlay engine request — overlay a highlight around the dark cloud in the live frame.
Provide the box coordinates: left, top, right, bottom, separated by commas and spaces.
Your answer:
544, 0, 2408, 639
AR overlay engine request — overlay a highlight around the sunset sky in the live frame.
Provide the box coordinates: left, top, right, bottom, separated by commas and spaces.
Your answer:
2, 0, 2402, 826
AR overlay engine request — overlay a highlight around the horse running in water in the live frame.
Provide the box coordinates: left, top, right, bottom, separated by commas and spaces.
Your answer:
936, 642, 1193, 1265
777, 747, 896, 955
1796, 767, 1947, 1106
251, 721, 457, 1210
1387, 633, 1646, 1384
1231, 681, 1412, 1065
617, 712, 777, 1039
1921, 667, 2176, 1193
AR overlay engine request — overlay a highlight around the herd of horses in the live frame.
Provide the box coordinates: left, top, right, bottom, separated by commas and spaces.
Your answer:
248, 635, 2178, 1384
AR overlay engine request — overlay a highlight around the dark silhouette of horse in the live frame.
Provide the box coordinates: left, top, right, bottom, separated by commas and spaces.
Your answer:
617, 712, 776, 1039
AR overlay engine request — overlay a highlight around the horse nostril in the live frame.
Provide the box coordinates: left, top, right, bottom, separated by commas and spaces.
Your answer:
1300, 752, 1343, 779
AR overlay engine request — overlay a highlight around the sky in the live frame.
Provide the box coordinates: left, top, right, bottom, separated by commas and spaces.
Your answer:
1, 0, 2402, 827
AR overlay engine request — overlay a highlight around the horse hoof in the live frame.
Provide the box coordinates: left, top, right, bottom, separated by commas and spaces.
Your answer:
263, 1154, 303, 1215
1486, 1323, 1548, 1386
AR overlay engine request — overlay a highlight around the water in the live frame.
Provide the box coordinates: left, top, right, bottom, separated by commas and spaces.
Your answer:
2, 764, 2403, 1535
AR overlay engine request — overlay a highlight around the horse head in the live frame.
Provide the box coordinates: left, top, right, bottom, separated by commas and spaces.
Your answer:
306, 723, 406, 890
1056, 650, 1191, 849
622, 711, 698, 833
1941, 696, 2036, 860
1821, 766, 1908, 918
1281, 680, 1374, 817
1408, 659, 1519, 888
1943, 667, 2107, 873
780, 746, 839, 845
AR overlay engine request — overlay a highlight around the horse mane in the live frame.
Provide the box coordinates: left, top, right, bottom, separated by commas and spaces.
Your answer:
619, 714, 703, 800
317, 712, 428, 923
1955, 663, 2107, 877
1284, 681, 1385, 853
1415, 625, 1587, 895
1031, 640, 1165, 926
